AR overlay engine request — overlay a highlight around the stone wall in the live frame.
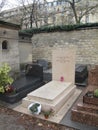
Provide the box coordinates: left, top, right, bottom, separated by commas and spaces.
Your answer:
32, 28, 98, 65
19, 41, 32, 64
0, 27, 20, 71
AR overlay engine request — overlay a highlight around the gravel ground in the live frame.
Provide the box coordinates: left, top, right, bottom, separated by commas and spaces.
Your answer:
0, 105, 77, 130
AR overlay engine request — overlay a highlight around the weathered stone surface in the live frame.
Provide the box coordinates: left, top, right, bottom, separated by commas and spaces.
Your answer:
77, 103, 98, 113
32, 29, 98, 65
0, 27, 20, 71
71, 108, 98, 126
52, 48, 76, 83
88, 67, 98, 85
22, 81, 76, 113
83, 95, 98, 106
71, 84, 98, 127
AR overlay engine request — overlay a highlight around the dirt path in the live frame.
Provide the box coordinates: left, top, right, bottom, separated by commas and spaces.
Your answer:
0, 105, 76, 130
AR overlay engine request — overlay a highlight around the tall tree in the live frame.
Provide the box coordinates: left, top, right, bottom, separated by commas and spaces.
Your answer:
17, 0, 47, 28
59, 0, 98, 24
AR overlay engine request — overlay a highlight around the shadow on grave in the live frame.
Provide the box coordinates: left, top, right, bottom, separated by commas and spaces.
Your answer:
0, 64, 44, 104
0, 59, 88, 104
43, 62, 88, 87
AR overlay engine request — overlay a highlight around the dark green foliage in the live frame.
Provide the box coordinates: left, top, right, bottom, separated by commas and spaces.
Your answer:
20, 22, 98, 35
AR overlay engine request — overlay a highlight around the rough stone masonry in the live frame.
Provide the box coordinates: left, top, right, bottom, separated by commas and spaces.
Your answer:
32, 28, 98, 65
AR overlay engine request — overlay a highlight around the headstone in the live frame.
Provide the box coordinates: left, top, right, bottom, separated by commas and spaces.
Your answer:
25, 64, 43, 80
75, 64, 88, 84
37, 59, 49, 70
52, 48, 76, 84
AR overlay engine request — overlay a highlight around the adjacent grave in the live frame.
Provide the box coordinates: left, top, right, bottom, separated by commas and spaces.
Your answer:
22, 48, 81, 122
0, 64, 44, 103
71, 66, 98, 126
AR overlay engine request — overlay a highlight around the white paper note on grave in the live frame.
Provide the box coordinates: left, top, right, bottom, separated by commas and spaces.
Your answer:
52, 48, 76, 84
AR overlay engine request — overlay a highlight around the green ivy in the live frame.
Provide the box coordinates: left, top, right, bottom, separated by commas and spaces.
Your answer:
20, 22, 98, 35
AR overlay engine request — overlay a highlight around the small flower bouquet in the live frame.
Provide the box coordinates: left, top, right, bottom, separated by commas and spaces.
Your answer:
42, 108, 54, 119
5, 85, 15, 94
28, 102, 41, 115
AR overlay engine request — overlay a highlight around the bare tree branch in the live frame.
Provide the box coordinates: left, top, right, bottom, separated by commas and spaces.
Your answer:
78, 4, 98, 22
0, 0, 7, 11
58, 0, 98, 24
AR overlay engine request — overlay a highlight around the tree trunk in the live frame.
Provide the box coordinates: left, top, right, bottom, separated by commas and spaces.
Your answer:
70, 0, 80, 24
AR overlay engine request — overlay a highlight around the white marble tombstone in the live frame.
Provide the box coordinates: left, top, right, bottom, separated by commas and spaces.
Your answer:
52, 48, 76, 84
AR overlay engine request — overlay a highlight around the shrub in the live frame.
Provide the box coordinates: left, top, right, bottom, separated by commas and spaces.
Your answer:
20, 22, 98, 35
94, 89, 98, 97
0, 63, 13, 93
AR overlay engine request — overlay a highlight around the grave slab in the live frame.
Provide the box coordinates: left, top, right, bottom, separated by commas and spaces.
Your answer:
22, 81, 76, 112
28, 81, 73, 103
12, 88, 81, 123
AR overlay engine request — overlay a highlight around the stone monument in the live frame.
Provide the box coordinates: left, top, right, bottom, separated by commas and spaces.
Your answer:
52, 48, 76, 83
22, 47, 81, 122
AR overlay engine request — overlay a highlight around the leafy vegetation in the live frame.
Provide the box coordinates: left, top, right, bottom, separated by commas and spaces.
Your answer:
0, 64, 13, 93
20, 22, 98, 35
42, 108, 54, 119
94, 89, 98, 98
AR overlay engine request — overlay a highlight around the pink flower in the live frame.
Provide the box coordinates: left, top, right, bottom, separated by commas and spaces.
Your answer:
60, 76, 64, 82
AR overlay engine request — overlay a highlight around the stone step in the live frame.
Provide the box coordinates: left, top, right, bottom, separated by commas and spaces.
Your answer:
71, 108, 98, 126
27, 81, 73, 104
22, 86, 75, 112
13, 88, 82, 123
22, 81, 76, 113
77, 102, 98, 114
83, 95, 98, 106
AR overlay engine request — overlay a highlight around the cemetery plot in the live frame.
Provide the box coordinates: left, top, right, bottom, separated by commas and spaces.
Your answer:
0, 64, 44, 103
22, 48, 82, 122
